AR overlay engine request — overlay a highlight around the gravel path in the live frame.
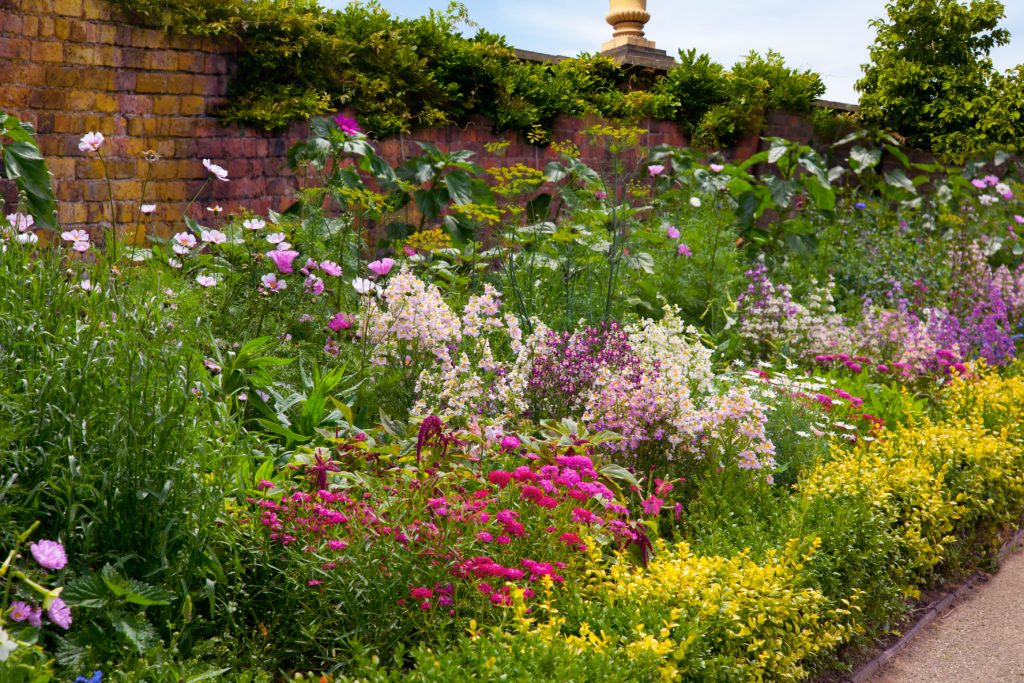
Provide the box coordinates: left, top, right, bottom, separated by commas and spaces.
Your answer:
871, 548, 1024, 682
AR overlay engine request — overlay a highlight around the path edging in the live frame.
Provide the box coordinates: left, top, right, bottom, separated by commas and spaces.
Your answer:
846, 524, 1024, 683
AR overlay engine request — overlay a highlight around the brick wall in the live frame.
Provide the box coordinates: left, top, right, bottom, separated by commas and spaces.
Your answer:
0, 0, 815, 239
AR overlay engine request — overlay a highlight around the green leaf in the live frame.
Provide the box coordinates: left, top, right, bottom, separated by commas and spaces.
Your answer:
600, 463, 640, 489
112, 612, 159, 653
849, 146, 882, 174
884, 168, 916, 194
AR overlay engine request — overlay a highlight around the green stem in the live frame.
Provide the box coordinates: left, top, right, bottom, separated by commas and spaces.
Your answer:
96, 149, 118, 263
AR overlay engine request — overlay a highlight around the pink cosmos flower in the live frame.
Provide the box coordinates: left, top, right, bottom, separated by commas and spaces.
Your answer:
1015, 215, 1024, 224
243, 218, 266, 231
666, 226, 680, 240
300, 258, 318, 275
266, 232, 286, 245
710, 163, 725, 173
367, 258, 395, 277
328, 312, 353, 332
971, 178, 987, 189
7, 213, 34, 232
267, 249, 299, 274
202, 158, 229, 181
595, 190, 608, 200
140, 204, 156, 215
78, 132, 104, 153
261, 272, 287, 292
402, 246, 416, 257
677, 243, 692, 257
8, 601, 32, 622
61, 229, 89, 243
73, 241, 90, 252
333, 114, 362, 136
320, 260, 342, 277
195, 274, 218, 288
172, 232, 197, 253
984, 174, 1000, 186
29, 540, 67, 570
647, 164, 665, 177
200, 229, 226, 244
47, 598, 71, 630
304, 274, 325, 295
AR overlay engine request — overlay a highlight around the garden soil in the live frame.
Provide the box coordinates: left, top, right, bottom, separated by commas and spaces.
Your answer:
870, 547, 1024, 682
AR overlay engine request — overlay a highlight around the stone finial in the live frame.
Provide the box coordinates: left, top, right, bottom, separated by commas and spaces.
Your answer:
602, 0, 655, 51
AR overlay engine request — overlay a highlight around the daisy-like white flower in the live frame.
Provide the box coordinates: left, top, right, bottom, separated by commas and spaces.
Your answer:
266, 232, 286, 245
140, 204, 156, 214
243, 218, 266, 231
202, 159, 229, 181
195, 274, 218, 288
78, 131, 105, 153
352, 277, 374, 295
689, 196, 702, 208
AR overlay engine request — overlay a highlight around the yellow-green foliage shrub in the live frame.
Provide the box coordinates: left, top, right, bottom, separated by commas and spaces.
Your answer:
530, 539, 857, 682
943, 363, 1024, 444
800, 443, 957, 594
878, 418, 1024, 556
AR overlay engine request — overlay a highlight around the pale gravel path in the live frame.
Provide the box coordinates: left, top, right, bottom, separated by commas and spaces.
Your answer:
871, 548, 1024, 682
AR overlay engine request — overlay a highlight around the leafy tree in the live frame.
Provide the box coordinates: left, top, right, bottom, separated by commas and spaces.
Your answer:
856, 0, 1017, 159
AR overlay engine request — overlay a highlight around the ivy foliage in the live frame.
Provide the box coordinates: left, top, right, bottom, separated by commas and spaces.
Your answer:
106, 0, 828, 144
857, 0, 1024, 160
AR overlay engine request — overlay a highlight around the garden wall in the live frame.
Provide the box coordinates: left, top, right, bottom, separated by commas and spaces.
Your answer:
0, 0, 815, 237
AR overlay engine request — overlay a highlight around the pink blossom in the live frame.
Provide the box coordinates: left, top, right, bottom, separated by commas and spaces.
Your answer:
647, 164, 665, 177
243, 218, 266, 231
30, 539, 67, 570
334, 114, 362, 136
328, 312, 353, 332
267, 249, 299, 274
172, 232, 197, 253
368, 258, 395, 277
666, 226, 680, 240
202, 158, 229, 181
196, 275, 218, 288
710, 163, 725, 173
971, 178, 987, 189
6, 213, 33, 232
140, 204, 156, 215
47, 598, 72, 630
73, 241, 90, 252
595, 190, 608, 200
200, 229, 226, 244
500, 435, 520, 451
78, 132, 104, 153
677, 243, 692, 257
640, 496, 664, 516
8, 601, 32, 622
305, 274, 325, 295
261, 272, 287, 292
61, 229, 89, 243
320, 260, 342, 277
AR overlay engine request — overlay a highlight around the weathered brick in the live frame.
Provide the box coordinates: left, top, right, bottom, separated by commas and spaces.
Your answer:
67, 90, 96, 111
152, 95, 180, 116
144, 51, 177, 71
76, 158, 105, 180
53, 0, 81, 17
94, 92, 117, 113
77, 68, 115, 91
135, 73, 166, 93
165, 73, 193, 95
29, 40, 62, 62
116, 94, 152, 116
179, 95, 205, 116
82, 0, 110, 21
113, 71, 137, 91
152, 181, 188, 202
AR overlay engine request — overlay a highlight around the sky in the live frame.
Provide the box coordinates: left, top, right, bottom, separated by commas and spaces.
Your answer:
318, 0, 1024, 104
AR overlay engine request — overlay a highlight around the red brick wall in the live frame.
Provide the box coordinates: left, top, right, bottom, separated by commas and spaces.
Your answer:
0, 0, 814, 239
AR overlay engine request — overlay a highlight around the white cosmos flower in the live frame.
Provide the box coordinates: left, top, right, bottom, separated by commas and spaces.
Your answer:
352, 277, 375, 295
